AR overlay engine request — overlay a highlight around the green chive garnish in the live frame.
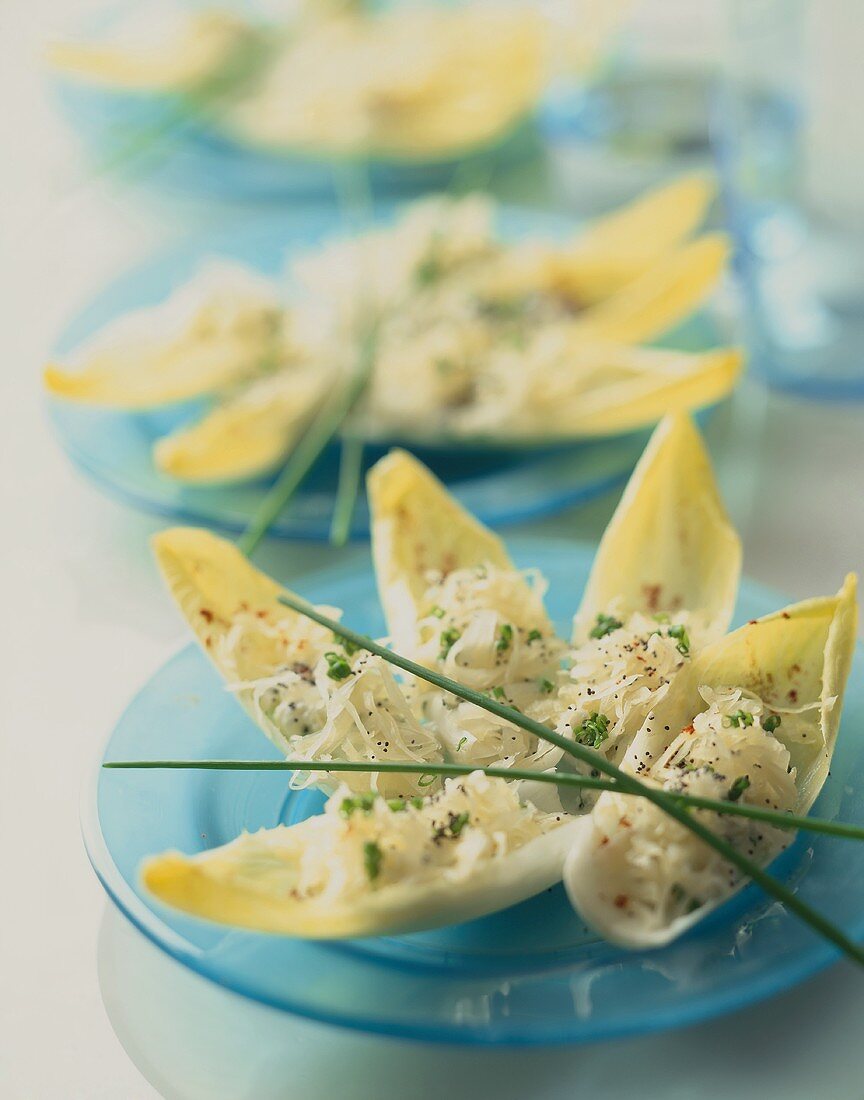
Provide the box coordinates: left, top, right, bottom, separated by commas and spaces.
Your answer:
667, 624, 691, 656
324, 652, 353, 681
727, 776, 751, 802
575, 712, 610, 749
363, 840, 383, 881
590, 614, 623, 639
729, 710, 754, 728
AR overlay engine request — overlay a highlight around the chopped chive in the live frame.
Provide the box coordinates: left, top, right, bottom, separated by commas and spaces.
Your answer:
456, 736, 468, 752
539, 678, 555, 694
341, 792, 377, 817
439, 627, 461, 659
666, 624, 691, 656
763, 714, 782, 733
575, 712, 610, 749
496, 624, 513, 653
363, 840, 383, 881
527, 629, 542, 643
590, 614, 623, 639
729, 710, 754, 728
727, 776, 751, 802
491, 686, 505, 700
324, 652, 353, 681
449, 811, 470, 838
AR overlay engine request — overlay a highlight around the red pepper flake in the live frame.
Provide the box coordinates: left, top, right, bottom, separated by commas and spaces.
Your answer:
619, 816, 632, 828
682, 723, 695, 735
782, 612, 791, 620
614, 894, 629, 909
200, 608, 214, 623
600, 835, 610, 846
748, 619, 757, 625
256, 609, 268, 619
788, 689, 798, 702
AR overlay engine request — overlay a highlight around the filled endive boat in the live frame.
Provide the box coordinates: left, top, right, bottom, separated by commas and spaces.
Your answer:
45, 178, 737, 486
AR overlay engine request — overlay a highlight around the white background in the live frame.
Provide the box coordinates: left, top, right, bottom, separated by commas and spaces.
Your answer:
3, 2, 864, 1097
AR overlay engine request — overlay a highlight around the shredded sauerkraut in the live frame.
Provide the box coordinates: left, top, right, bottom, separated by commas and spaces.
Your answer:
580, 687, 800, 930
406, 562, 565, 770
556, 610, 698, 772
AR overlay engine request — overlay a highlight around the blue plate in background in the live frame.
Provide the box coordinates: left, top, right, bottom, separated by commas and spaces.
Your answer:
47, 205, 720, 540
86, 538, 864, 1045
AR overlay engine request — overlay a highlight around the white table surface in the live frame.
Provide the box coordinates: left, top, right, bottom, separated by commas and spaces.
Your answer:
3, 3, 864, 1097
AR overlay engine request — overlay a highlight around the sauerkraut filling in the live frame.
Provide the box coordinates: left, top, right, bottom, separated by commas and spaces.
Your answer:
224, 772, 568, 906
222, 584, 706, 798
556, 610, 698, 774
226, 617, 442, 797
407, 563, 565, 770
583, 687, 801, 929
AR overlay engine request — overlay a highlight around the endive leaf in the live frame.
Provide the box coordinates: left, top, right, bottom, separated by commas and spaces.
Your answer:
154, 368, 329, 483
573, 233, 730, 344
574, 412, 741, 642
547, 173, 717, 304
143, 816, 580, 938
367, 448, 517, 649
45, 265, 285, 410
503, 345, 742, 441
567, 576, 858, 949
151, 526, 333, 742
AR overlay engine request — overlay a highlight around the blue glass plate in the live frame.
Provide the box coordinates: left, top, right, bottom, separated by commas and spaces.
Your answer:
47, 206, 719, 541
86, 538, 864, 1045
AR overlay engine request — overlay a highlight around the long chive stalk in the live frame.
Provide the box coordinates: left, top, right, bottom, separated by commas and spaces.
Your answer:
236, 325, 377, 557
329, 436, 365, 546
102, 757, 864, 843
274, 593, 864, 966
237, 160, 376, 556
